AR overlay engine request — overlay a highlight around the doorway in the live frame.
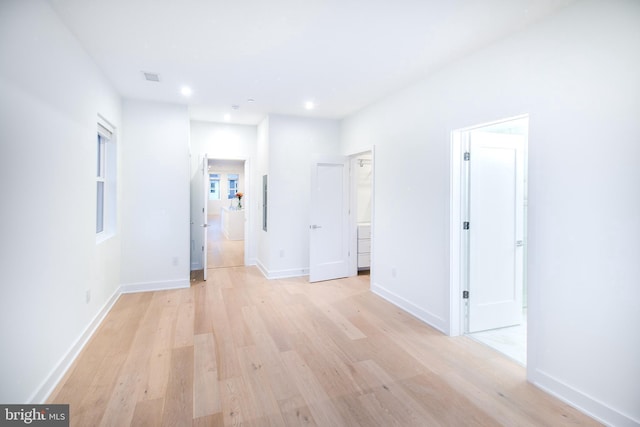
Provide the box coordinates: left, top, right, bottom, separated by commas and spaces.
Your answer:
451, 116, 528, 365
206, 158, 247, 272
351, 152, 373, 278
307, 149, 375, 283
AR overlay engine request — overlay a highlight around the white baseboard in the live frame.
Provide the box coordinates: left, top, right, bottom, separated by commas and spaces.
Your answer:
255, 259, 269, 278
32, 277, 190, 403
371, 282, 447, 334
31, 287, 121, 404
531, 369, 639, 427
255, 260, 308, 280
119, 278, 190, 294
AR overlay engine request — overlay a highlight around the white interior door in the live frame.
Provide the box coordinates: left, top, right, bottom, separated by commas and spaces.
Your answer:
467, 132, 524, 332
202, 155, 209, 280
309, 155, 350, 282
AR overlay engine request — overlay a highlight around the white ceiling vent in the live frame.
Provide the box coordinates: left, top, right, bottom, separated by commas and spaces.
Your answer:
142, 72, 160, 82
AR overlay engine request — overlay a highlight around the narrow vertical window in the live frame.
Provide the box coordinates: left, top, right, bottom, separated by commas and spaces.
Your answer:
96, 119, 115, 241
96, 133, 106, 233
227, 173, 239, 199
209, 173, 220, 200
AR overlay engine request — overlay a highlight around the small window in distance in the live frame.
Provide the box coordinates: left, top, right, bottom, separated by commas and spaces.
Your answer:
228, 173, 239, 199
97, 118, 116, 242
96, 133, 106, 233
209, 173, 220, 200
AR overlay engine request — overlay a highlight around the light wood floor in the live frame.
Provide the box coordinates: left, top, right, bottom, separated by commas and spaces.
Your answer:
206, 214, 244, 270
47, 267, 599, 426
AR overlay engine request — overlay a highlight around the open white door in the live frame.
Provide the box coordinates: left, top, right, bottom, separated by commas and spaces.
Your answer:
202, 155, 209, 280
309, 155, 350, 282
467, 133, 524, 332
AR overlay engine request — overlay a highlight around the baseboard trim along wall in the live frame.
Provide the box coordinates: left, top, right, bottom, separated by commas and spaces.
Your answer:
119, 278, 190, 294
32, 288, 121, 403
371, 282, 447, 334
531, 369, 639, 427
33, 278, 190, 403
256, 260, 309, 280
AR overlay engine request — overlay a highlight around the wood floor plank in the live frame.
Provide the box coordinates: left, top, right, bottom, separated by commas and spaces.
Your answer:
192, 412, 224, 427
279, 350, 346, 426
194, 283, 213, 335
173, 290, 195, 348
236, 344, 286, 424
161, 346, 194, 427
278, 396, 318, 426
219, 376, 252, 426
193, 333, 220, 418
130, 398, 164, 427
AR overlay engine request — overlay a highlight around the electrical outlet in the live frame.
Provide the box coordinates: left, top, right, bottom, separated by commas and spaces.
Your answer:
279, 250, 284, 258
172, 257, 179, 266
391, 268, 397, 278
85, 290, 91, 304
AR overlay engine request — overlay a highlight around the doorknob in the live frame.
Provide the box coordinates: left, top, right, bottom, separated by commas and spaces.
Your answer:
310, 224, 322, 229
201, 224, 208, 228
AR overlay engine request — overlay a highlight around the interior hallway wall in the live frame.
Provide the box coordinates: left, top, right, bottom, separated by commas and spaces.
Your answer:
119, 100, 190, 291
0, 0, 122, 403
259, 114, 341, 278
341, 0, 640, 424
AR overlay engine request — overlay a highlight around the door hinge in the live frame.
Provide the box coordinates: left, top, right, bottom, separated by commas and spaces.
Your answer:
463, 290, 469, 299
464, 152, 470, 161
201, 246, 204, 252
463, 221, 470, 230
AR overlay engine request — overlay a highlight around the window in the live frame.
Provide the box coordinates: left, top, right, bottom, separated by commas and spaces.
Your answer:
96, 119, 116, 241
228, 173, 239, 199
209, 173, 220, 200
96, 133, 106, 233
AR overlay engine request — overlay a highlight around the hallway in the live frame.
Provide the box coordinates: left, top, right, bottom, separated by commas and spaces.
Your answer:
206, 214, 244, 270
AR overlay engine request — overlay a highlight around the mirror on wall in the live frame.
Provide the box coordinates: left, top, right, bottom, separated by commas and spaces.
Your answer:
262, 175, 268, 231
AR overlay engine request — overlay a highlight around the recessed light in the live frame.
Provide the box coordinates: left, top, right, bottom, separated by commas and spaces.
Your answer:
247, 98, 255, 103
305, 101, 315, 110
231, 104, 240, 110
224, 114, 231, 121
181, 86, 192, 96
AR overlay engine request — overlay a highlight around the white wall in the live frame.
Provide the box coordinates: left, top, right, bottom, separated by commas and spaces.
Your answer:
120, 100, 190, 291
0, 0, 122, 403
189, 121, 257, 269
261, 114, 341, 278
341, 0, 640, 425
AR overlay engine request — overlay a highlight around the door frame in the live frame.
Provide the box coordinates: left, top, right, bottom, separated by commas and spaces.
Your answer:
199, 156, 252, 271
449, 115, 528, 336
347, 148, 375, 278
202, 154, 209, 280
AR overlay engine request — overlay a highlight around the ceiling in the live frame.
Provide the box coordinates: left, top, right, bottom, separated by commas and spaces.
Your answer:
48, 0, 575, 125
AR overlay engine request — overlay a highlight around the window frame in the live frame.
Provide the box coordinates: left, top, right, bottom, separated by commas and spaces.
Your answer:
96, 118, 116, 243
209, 173, 221, 200
227, 173, 239, 199
96, 133, 106, 234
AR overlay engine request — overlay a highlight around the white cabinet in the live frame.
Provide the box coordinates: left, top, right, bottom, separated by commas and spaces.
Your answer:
357, 223, 371, 270
221, 207, 244, 240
